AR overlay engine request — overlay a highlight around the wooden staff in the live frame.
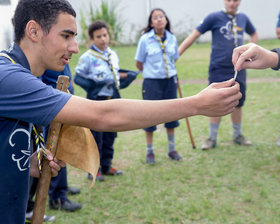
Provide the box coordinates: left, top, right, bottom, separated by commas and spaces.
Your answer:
32, 75, 69, 224
177, 79, 196, 149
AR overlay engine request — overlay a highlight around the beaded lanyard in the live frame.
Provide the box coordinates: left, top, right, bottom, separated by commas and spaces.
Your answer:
32, 125, 47, 172
155, 34, 169, 78
224, 9, 240, 79
88, 48, 120, 89
228, 14, 239, 48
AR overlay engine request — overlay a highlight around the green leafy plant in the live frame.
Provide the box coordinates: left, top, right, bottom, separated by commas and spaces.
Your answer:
79, 0, 123, 47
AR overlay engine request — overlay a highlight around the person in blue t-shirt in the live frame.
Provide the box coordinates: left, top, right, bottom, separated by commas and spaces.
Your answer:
0, 0, 242, 223
179, 0, 258, 150
276, 11, 280, 40
135, 8, 182, 164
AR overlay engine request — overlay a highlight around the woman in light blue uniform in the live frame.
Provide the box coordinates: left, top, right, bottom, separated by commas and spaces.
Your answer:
135, 8, 182, 164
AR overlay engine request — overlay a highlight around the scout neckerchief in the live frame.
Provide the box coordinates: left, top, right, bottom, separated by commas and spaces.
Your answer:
223, 9, 240, 47
155, 32, 170, 78
88, 46, 120, 89
32, 125, 47, 172
0, 52, 15, 63
0, 52, 47, 172
223, 9, 241, 79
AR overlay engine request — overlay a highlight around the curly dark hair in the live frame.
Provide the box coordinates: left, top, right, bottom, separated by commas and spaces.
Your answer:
13, 0, 76, 43
88, 20, 109, 39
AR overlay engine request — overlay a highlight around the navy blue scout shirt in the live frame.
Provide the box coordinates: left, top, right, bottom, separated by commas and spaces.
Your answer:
0, 43, 71, 224
197, 10, 256, 68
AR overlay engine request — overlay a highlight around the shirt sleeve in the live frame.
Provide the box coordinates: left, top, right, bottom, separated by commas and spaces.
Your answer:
112, 50, 120, 70
135, 35, 146, 63
0, 65, 71, 126
196, 13, 215, 34
75, 53, 90, 77
277, 12, 280, 28
174, 36, 179, 60
244, 14, 256, 35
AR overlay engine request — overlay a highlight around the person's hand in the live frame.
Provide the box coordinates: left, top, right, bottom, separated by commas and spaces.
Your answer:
232, 43, 278, 71
30, 149, 66, 177
194, 79, 242, 117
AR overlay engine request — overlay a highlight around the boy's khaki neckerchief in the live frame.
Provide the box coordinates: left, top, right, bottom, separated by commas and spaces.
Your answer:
88, 48, 120, 89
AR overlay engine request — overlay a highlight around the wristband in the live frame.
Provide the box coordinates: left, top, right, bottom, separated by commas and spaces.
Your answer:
271, 48, 280, 70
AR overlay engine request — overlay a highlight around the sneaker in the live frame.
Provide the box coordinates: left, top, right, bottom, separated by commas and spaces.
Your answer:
168, 150, 182, 161
49, 199, 82, 212
67, 187, 80, 195
25, 211, 55, 223
88, 171, 105, 181
102, 167, 123, 176
146, 152, 155, 164
201, 138, 216, 150
233, 134, 252, 146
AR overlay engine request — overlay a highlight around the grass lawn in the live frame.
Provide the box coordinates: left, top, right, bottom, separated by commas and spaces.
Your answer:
49, 39, 280, 223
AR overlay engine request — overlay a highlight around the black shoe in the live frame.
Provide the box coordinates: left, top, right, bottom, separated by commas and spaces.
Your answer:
168, 150, 182, 161
49, 199, 82, 212
67, 187, 80, 195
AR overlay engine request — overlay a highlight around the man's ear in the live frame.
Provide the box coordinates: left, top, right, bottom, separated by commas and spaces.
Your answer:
25, 20, 41, 42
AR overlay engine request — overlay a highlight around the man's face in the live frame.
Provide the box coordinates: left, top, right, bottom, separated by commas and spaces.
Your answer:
40, 13, 79, 72
224, 0, 241, 15
91, 27, 110, 52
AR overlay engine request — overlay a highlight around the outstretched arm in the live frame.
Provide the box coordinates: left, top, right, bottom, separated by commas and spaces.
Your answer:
178, 29, 201, 56
232, 43, 279, 71
54, 79, 241, 132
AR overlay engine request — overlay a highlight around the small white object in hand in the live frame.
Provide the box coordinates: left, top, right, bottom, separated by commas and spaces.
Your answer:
233, 70, 238, 80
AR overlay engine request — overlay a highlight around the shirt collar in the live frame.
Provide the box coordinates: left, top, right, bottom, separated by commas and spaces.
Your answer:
222, 9, 240, 18
90, 44, 109, 55
148, 29, 170, 40
2, 42, 30, 70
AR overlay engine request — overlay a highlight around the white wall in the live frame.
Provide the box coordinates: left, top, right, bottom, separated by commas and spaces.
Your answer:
1, 0, 279, 49
0, 0, 17, 50
70, 0, 280, 44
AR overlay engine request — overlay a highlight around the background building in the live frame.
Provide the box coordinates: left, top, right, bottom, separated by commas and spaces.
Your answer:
69, 0, 280, 44
1, 0, 279, 50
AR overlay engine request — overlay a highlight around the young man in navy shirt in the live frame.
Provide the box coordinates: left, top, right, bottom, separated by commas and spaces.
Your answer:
179, 0, 258, 150
0, 0, 241, 223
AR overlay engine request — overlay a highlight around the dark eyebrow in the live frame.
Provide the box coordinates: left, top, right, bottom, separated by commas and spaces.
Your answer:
62, 29, 78, 36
